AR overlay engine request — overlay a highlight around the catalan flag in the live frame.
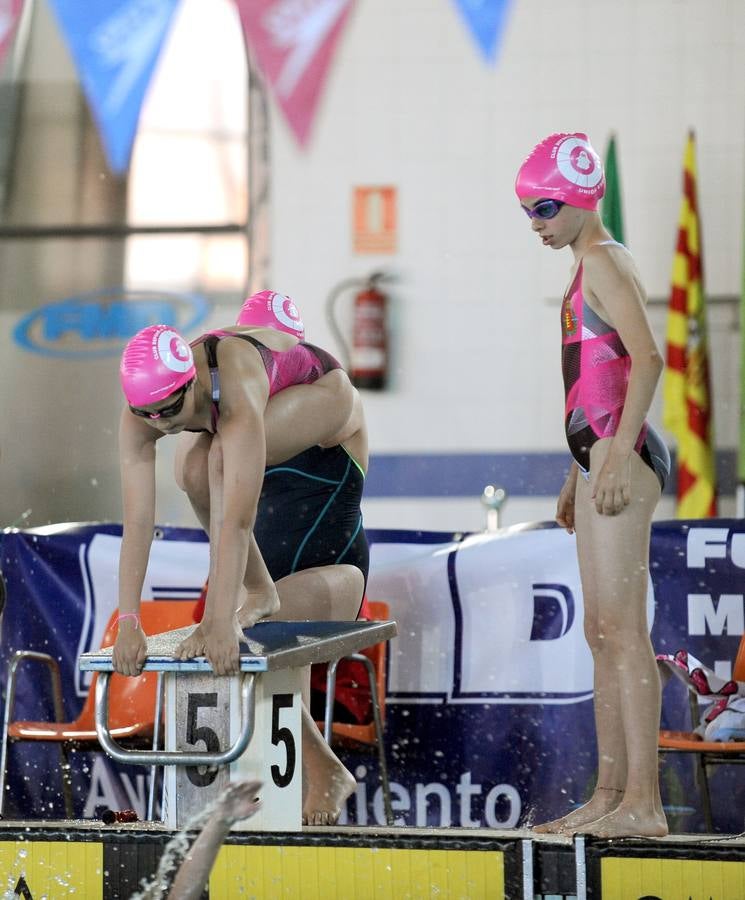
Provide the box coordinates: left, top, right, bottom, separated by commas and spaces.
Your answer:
663, 131, 717, 517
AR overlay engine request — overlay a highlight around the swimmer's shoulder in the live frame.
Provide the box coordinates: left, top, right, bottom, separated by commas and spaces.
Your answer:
583, 240, 641, 282
583, 241, 647, 308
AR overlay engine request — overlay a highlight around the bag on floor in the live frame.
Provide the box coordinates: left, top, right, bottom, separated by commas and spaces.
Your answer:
656, 649, 745, 738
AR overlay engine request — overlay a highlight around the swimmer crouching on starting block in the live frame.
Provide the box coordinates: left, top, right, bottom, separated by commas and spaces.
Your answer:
113, 304, 366, 823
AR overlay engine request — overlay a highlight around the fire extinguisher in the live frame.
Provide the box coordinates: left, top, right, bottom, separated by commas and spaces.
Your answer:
326, 272, 391, 390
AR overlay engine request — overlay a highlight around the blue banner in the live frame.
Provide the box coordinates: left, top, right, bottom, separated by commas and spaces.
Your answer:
0, 520, 742, 832
451, 0, 513, 63
47, 0, 181, 174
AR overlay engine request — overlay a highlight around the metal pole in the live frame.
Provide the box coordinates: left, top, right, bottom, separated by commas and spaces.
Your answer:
481, 485, 507, 532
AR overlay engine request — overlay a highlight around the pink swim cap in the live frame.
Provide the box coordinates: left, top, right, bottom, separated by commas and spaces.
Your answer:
120, 324, 196, 407
515, 133, 605, 211
236, 290, 305, 339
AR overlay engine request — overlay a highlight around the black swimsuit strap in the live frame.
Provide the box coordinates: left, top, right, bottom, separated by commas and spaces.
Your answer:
200, 332, 274, 431
193, 333, 339, 434
202, 335, 222, 407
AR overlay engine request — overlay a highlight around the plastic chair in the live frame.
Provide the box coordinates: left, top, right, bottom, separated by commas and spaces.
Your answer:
320, 600, 394, 825
658, 632, 745, 831
0, 599, 197, 819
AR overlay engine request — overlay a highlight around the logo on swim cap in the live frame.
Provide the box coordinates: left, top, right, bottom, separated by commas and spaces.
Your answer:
271, 293, 303, 332
156, 328, 193, 373
555, 136, 603, 190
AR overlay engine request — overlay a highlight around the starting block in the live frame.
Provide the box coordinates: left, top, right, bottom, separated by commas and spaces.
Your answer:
79, 619, 397, 831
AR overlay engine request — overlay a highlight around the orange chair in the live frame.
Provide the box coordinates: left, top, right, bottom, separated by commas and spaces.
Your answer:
658, 632, 745, 831
0, 599, 197, 819
319, 600, 394, 825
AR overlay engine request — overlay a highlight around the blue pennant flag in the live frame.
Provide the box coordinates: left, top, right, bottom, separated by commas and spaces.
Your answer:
452, 0, 513, 63
48, 0, 181, 175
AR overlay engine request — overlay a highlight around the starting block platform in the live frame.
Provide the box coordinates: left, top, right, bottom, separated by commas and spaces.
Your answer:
80, 619, 397, 832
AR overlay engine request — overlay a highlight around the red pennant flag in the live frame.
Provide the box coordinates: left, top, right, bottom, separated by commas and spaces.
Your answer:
234, 0, 355, 147
0, 1, 23, 70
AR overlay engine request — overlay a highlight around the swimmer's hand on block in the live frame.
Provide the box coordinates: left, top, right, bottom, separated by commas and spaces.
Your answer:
112, 612, 147, 677
175, 617, 247, 676
177, 582, 279, 675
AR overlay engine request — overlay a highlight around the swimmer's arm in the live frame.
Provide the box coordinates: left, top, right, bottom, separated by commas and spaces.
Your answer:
165, 780, 261, 900
117, 409, 162, 614
555, 462, 579, 533
584, 247, 664, 461
205, 344, 269, 628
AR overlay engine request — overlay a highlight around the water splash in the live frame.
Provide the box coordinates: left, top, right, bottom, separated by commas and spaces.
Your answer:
128, 795, 224, 900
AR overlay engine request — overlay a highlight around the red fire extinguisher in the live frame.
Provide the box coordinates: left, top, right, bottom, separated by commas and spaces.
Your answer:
326, 272, 391, 390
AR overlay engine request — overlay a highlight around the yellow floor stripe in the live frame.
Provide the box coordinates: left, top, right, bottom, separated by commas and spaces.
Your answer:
210, 845, 504, 899
602, 856, 745, 900
0, 840, 102, 898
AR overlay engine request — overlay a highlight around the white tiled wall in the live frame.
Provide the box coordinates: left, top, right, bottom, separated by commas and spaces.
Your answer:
266, 0, 744, 525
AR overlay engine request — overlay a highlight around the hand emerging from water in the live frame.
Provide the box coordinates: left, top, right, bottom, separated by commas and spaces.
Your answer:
591, 451, 631, 515
175, 616, 247, 676
215, 778, 263, 825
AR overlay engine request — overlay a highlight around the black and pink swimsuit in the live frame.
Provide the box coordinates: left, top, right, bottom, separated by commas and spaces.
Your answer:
190, 330, 341, 431
561, 250, 670, 489
189, 330, 368, 584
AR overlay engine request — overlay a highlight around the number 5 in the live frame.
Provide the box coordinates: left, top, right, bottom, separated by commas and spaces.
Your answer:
271, 693, 296, 788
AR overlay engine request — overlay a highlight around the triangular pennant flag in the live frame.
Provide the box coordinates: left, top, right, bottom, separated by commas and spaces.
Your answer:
0, 0, 24, 70
451, 0, 513, 63
47, 0, 181, 175
235, 0, 355, 147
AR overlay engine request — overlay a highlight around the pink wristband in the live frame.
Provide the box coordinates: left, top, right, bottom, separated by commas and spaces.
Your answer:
116, 612, 140, 627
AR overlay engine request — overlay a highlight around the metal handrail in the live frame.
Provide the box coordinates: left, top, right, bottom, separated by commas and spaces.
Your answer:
94, 671, 256, 766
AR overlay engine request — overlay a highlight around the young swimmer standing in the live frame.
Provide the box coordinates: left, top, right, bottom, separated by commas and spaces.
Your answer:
515, 133, 670, 838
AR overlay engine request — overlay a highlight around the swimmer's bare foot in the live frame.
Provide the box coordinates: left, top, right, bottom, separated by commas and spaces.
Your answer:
584, 804, 668, 839
302, 760, 356, 826
236, 585, 281, 630
533, 789, 622, 834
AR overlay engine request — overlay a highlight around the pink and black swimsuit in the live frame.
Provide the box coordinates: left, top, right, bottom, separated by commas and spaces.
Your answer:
190, 330, 341, 432
188, 329, 368, 585
560, 247, 670, 489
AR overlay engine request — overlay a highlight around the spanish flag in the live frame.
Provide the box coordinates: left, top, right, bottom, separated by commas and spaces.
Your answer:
663, 131, 717, 517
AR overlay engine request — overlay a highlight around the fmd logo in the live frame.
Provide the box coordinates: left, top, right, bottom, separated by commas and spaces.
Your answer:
13, 288, 210, 359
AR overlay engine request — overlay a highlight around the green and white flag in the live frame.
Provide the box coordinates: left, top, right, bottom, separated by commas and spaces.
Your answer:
601, 134, 625, 244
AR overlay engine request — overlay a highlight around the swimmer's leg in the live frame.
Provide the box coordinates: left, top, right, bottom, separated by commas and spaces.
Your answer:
545, 439, 666, 838
244, 564, 363, 824
263, 370, 357, 465
534, 470, 627, 832
176, 432, 279, 623
299, 702, 356, 825
175, 432, 212, 532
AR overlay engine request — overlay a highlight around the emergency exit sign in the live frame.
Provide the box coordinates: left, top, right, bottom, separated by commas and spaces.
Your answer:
353, 186, 397, 254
